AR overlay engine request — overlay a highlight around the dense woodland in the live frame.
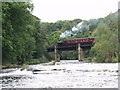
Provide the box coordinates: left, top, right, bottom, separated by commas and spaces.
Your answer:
2, 2, 119, 66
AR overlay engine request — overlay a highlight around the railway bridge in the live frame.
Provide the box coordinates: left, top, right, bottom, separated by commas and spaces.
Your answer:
47, 37, 96, 62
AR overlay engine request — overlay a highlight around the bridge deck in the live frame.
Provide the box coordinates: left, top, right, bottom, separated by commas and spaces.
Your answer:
47, 37, 96, 52
47, 44, 94, 52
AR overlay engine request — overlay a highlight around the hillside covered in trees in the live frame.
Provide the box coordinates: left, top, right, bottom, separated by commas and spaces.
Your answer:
2, 2, 119, 66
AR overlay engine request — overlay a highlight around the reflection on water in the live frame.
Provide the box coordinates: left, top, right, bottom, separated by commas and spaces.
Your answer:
0, 60, 118, 88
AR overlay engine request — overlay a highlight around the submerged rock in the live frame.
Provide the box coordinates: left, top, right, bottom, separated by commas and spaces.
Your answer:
32, 69, 45, 72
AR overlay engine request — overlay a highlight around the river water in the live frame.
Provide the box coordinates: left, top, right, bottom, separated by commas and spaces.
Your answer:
0, 60, 119, 88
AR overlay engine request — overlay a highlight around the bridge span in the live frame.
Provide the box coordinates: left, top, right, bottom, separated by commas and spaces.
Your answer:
47, 37, 96, 62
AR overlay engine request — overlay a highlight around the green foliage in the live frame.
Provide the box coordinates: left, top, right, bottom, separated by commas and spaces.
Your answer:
118, 10, 120, 62
2, 2, 39, 65
2, 2, 118, 65
48, 31, 62, 47
90, 17, 118, 63
61, 51, 77, 60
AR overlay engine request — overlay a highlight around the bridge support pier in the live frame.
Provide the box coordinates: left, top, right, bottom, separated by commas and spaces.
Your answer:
55, 46, 57, 62
78, 43, 82, 61
54, 46, 60, 62
57, 53, 60, 62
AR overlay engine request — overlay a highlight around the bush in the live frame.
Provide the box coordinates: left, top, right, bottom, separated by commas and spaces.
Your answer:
112, 57, 118, 63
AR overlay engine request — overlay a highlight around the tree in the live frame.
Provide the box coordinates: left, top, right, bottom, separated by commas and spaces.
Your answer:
2, 2, 36, 64
91, 21, 118, 62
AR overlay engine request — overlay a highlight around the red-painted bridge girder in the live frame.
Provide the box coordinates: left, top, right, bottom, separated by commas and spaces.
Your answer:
47, 37, 96, 52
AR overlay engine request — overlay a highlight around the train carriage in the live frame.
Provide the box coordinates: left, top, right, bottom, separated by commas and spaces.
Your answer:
57, 37, 96, 45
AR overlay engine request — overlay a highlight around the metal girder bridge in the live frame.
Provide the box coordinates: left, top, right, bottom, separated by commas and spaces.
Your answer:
47, 37, 96, 62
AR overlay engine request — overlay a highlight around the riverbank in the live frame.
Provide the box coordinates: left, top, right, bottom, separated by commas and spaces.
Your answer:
1, 58, 50, 69
0, 64, 29, 69
1, 60, 54, 69
1, 59, 118, 69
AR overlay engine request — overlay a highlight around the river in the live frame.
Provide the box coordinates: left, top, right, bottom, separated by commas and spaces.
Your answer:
0, 60, 118, 88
